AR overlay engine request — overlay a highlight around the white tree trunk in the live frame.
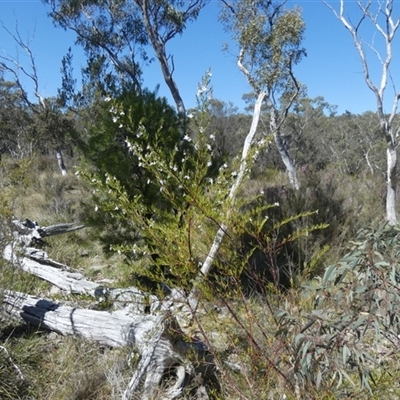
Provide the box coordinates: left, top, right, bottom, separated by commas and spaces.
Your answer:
274, 132, 299, 191
56, 147, 68, 176
270, 108, 299, 190
386, 143, 397, 225
330, 0, 400, 224
182, 91, 267, 323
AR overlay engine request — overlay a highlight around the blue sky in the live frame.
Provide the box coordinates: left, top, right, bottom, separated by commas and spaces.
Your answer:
0, 0, 399, 115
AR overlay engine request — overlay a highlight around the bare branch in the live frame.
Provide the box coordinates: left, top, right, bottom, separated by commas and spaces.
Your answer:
0, 21, 46, 110
327, 0, 400, 223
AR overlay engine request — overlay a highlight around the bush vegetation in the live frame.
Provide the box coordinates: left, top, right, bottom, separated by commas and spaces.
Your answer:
1, 85, 400, 399
1, 2, 400, 396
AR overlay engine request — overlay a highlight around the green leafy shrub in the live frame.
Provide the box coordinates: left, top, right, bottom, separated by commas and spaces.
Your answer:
276, 223, 400, 397
79, 89, 195, 253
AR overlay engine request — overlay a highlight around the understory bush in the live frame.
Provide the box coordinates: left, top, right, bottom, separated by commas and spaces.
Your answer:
194, 223, 400, 399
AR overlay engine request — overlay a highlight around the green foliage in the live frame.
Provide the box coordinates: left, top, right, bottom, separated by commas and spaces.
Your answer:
84, 89, 186, 200
0, 77, 35, 159
221, 0, 306, 97
82, 114, 231, 290
196, 224, 400, 399
280, 223, 400, 397
79, 89, 192, 251
82, 73, 326, 300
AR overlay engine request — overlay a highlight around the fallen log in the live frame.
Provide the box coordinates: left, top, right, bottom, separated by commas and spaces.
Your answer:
3, 290, 159, 347
3, 290, 215, 399
4, 244, 101, 295
1, 220, 219, 399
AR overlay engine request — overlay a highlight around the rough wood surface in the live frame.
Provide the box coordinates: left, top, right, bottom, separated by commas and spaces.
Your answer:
3, 290, 161, 348
4, 244, 100, 294
1, 219, 218, 399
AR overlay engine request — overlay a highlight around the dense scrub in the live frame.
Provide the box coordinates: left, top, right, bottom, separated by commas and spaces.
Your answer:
0, 118, 398, 399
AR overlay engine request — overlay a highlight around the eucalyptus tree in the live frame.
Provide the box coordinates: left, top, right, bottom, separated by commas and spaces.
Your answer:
328, 0, 400, 224
220, 0, 306, 190
0, 23, 72, 174
46, 0, 208, 116
0, 75, 34, 160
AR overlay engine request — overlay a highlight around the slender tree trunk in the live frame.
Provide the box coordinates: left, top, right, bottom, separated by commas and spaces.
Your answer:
386, 133, 397, 225
270, 108, 299, 190
329, 0, 400, 225
56, 146, 68, 176
185, 91, 267, 321
140, 0, 186, 117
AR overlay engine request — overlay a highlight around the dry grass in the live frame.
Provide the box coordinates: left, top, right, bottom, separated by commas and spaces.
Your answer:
2, 154, 400, 399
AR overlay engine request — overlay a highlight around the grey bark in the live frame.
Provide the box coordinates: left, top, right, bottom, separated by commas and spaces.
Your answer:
56, 146, 68, 176
138, 0, 187, 116
1, 219, 218, 399
269, 107, 300, 191
328, 0, 400, 224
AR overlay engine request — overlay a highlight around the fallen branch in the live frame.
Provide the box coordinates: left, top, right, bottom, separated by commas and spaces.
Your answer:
2, 219, 219, 398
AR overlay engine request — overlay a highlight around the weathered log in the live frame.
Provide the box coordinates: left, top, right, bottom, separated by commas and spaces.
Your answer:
2, 220, 219, 399
12, 218, 85, 238
3, 290, 215, 399
4, 244, 101, 295
3, 290, 159, 347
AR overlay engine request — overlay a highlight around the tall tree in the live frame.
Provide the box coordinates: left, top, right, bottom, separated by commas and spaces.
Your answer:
220, 0, 306, 190
328, 0, 400, 224
46, 0, 208, 116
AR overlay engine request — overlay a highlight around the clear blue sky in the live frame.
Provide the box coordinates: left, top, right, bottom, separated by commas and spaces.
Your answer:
0, 0, 399, 115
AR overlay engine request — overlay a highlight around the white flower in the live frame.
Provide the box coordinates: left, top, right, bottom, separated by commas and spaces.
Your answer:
197, 85, 207, 95
183, 134, 192, 142
184, 175, 190, 180
104, 96, 111, 102
94, 204, 99, 212
119, 123, 123, 128
207, 160, 212, 167
112, 116, 118, 123
274, 202, 280, 207
209, 134, 215, 141
187, 113, 194, 119
206, 144, 212, 151
120, 110, 125, 115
